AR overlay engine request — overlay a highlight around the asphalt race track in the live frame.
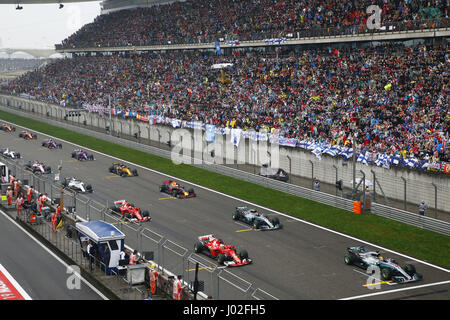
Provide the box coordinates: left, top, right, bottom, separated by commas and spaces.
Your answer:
0, 123, 449, 300
0, 209, 106, 300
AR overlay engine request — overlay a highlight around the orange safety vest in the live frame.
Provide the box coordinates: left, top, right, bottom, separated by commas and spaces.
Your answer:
52, 212, 57, 232
173, 279, 184, 300
56, 205, 61, 216
150, 269, 159, 295
6, 189, 13, 205
129, 254, 137, 265
27, 188, 33, 202
16, 197, 23, 213
14, 183, 20, 198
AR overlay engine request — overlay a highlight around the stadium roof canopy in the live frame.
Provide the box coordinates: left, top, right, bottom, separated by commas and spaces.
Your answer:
0, 0, 99, 4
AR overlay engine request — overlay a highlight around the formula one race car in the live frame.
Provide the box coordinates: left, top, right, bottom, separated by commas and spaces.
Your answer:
0, 123, 16, 132
0, 147, 21, 159
259, 164, 289, 182
19, 130, 37, 140
71, 149, 95, 161
232, 206, 281, 230
108, 162, 138, 177
109, 200, 151, 222
24, 160, 52, 174
159, 180, 196, 199
62, 177, 93, 193
194, 234, 251, 267
42, 138, 62, 149
344, 246, 422, 284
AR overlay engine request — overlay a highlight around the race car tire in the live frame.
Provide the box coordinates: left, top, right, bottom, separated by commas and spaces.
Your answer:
232, 212, 239, 220
404, 264, 416, 277
188, 188, 194, 194
142, 210, 150, 217
88, 155, 94, 160
19, 133, 24, 138
253, 220, 261, 229
194, 241, 204, 254
239, 250, 248, 260
125, 213, 132, 219
109, 166, 114, 173
271, 217, 280, 226
381, 268, 392, 281
86, 185, 93, 193
15, 153, 20, 159
130, 203, 135, 207
132, 169, 138, 176
217, 254, 226, 265
71, 152, 76, 158
344, 253, 355, 265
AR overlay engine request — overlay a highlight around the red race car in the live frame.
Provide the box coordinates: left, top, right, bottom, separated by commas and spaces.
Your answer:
109, 200, 151, 222
0, 123, 16, 132
194, 234, 251, 267
19, 130, 37, 140
159, 180, 196, 198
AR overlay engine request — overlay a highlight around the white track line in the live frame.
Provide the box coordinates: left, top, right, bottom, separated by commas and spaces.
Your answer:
340, 280, 450, 300
0, 208, 108, 300
2, 118, 450, 300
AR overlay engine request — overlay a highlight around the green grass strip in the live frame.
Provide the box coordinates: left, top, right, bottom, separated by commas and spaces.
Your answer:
1, 109, 449, 269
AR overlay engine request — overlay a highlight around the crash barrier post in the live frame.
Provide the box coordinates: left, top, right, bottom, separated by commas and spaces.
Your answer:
353, 201, 362, 214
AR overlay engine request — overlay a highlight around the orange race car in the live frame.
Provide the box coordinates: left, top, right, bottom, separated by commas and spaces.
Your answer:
0, 123, 16, 132
19, 130, 37, 140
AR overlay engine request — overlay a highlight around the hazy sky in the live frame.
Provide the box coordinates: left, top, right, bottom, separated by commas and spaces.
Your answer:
0, 1, 102, 50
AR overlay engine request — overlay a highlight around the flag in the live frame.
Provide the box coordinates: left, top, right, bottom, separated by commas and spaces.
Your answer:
311, 147, 323, 160
231, 128, 242, 147
205, 124, 215, 143
357, 152, 369, 166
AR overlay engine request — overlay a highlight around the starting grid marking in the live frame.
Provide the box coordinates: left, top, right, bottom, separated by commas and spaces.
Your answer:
0, 264, 32, 300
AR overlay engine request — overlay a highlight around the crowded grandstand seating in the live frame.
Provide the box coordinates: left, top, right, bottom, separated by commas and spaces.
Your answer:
57, 0, 449, 49
3, 42, 449, 165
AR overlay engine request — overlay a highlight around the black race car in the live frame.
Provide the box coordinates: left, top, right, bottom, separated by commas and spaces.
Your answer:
259, 164, 289, 182
232, 206, 281, 230
159, 180, 196, 198
71, 149, 95, 161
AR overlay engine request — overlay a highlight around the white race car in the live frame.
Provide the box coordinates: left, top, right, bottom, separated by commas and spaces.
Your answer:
0, 148, 21, 159
62, 177, 93, 193
25, 160, 52, 174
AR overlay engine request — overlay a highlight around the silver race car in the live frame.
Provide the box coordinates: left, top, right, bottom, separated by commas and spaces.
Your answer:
232, 206, 281, 230
62, 177, 93, 193
344, 246, 422, 283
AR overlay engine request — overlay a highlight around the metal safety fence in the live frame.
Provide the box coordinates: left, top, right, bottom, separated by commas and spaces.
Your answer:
1, 155, 278, 300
